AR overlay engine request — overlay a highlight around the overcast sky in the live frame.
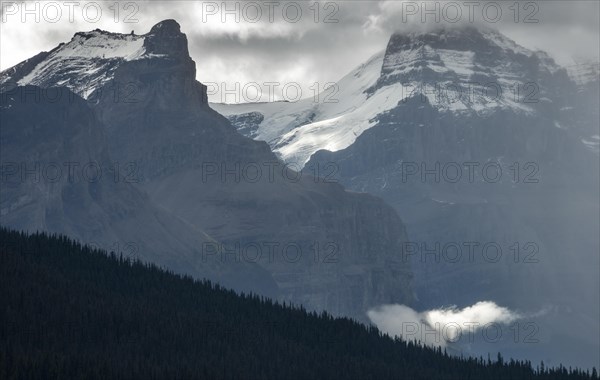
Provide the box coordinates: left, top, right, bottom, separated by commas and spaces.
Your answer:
1, 0, 599, 102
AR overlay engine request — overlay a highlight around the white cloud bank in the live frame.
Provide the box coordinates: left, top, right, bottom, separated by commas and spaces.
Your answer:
367, 301, 523, 347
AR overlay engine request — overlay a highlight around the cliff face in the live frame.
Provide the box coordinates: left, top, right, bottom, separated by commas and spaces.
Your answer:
0, 86, 278, 296
92, 20, 413, 319
0, 20, 414, 320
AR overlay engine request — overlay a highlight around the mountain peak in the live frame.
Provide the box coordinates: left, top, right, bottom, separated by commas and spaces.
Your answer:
149, 19, 182, 35
144, 19, 189, 58
367, 25, 568, 114
385, 25, 524, 60
69, 19, 183, 39
0, 19, 194, 99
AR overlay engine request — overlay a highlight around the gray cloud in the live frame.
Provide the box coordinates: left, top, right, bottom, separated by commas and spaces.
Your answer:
1, 1, 598, 102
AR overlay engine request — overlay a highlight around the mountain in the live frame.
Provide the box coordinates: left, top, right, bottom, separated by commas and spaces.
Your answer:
0, 21, 192, 99
212, 26, 595, 165
2, 228, 597, 379
0, 20, 413, 321
213, 26, 600, 368
0, 85, 276, 295
211, 50, 392, 167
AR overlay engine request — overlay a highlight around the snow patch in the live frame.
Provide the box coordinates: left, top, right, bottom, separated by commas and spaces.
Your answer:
55, 33, 146, 61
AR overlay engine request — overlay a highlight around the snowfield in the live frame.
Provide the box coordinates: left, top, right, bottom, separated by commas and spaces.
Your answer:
211, 27, 568, 167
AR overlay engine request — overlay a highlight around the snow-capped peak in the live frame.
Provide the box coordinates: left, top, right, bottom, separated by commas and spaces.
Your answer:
370, 25, 567, 113
1, 19, 189, 99
54, 30, 146, 61
214, 26, 577, 167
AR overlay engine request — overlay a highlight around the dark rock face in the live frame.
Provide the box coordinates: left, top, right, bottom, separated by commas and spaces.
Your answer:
91, 28, 413, 319
145, 19, 190, 57
0, 86, 277, 296
228, 112, 264, 138
0, 20, 414, 321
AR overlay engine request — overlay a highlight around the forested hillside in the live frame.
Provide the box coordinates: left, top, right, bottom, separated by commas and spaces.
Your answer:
0, 228, 596, 380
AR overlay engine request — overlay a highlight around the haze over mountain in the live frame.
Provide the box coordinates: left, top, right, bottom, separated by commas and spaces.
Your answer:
0, 20, 413, 321
214, 26, 600, 368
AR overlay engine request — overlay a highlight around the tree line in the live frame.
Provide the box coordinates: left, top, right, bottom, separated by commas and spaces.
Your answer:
0, 227, 597, 379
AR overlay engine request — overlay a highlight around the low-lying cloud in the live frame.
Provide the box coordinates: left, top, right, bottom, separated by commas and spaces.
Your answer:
367, 301, 522, 347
